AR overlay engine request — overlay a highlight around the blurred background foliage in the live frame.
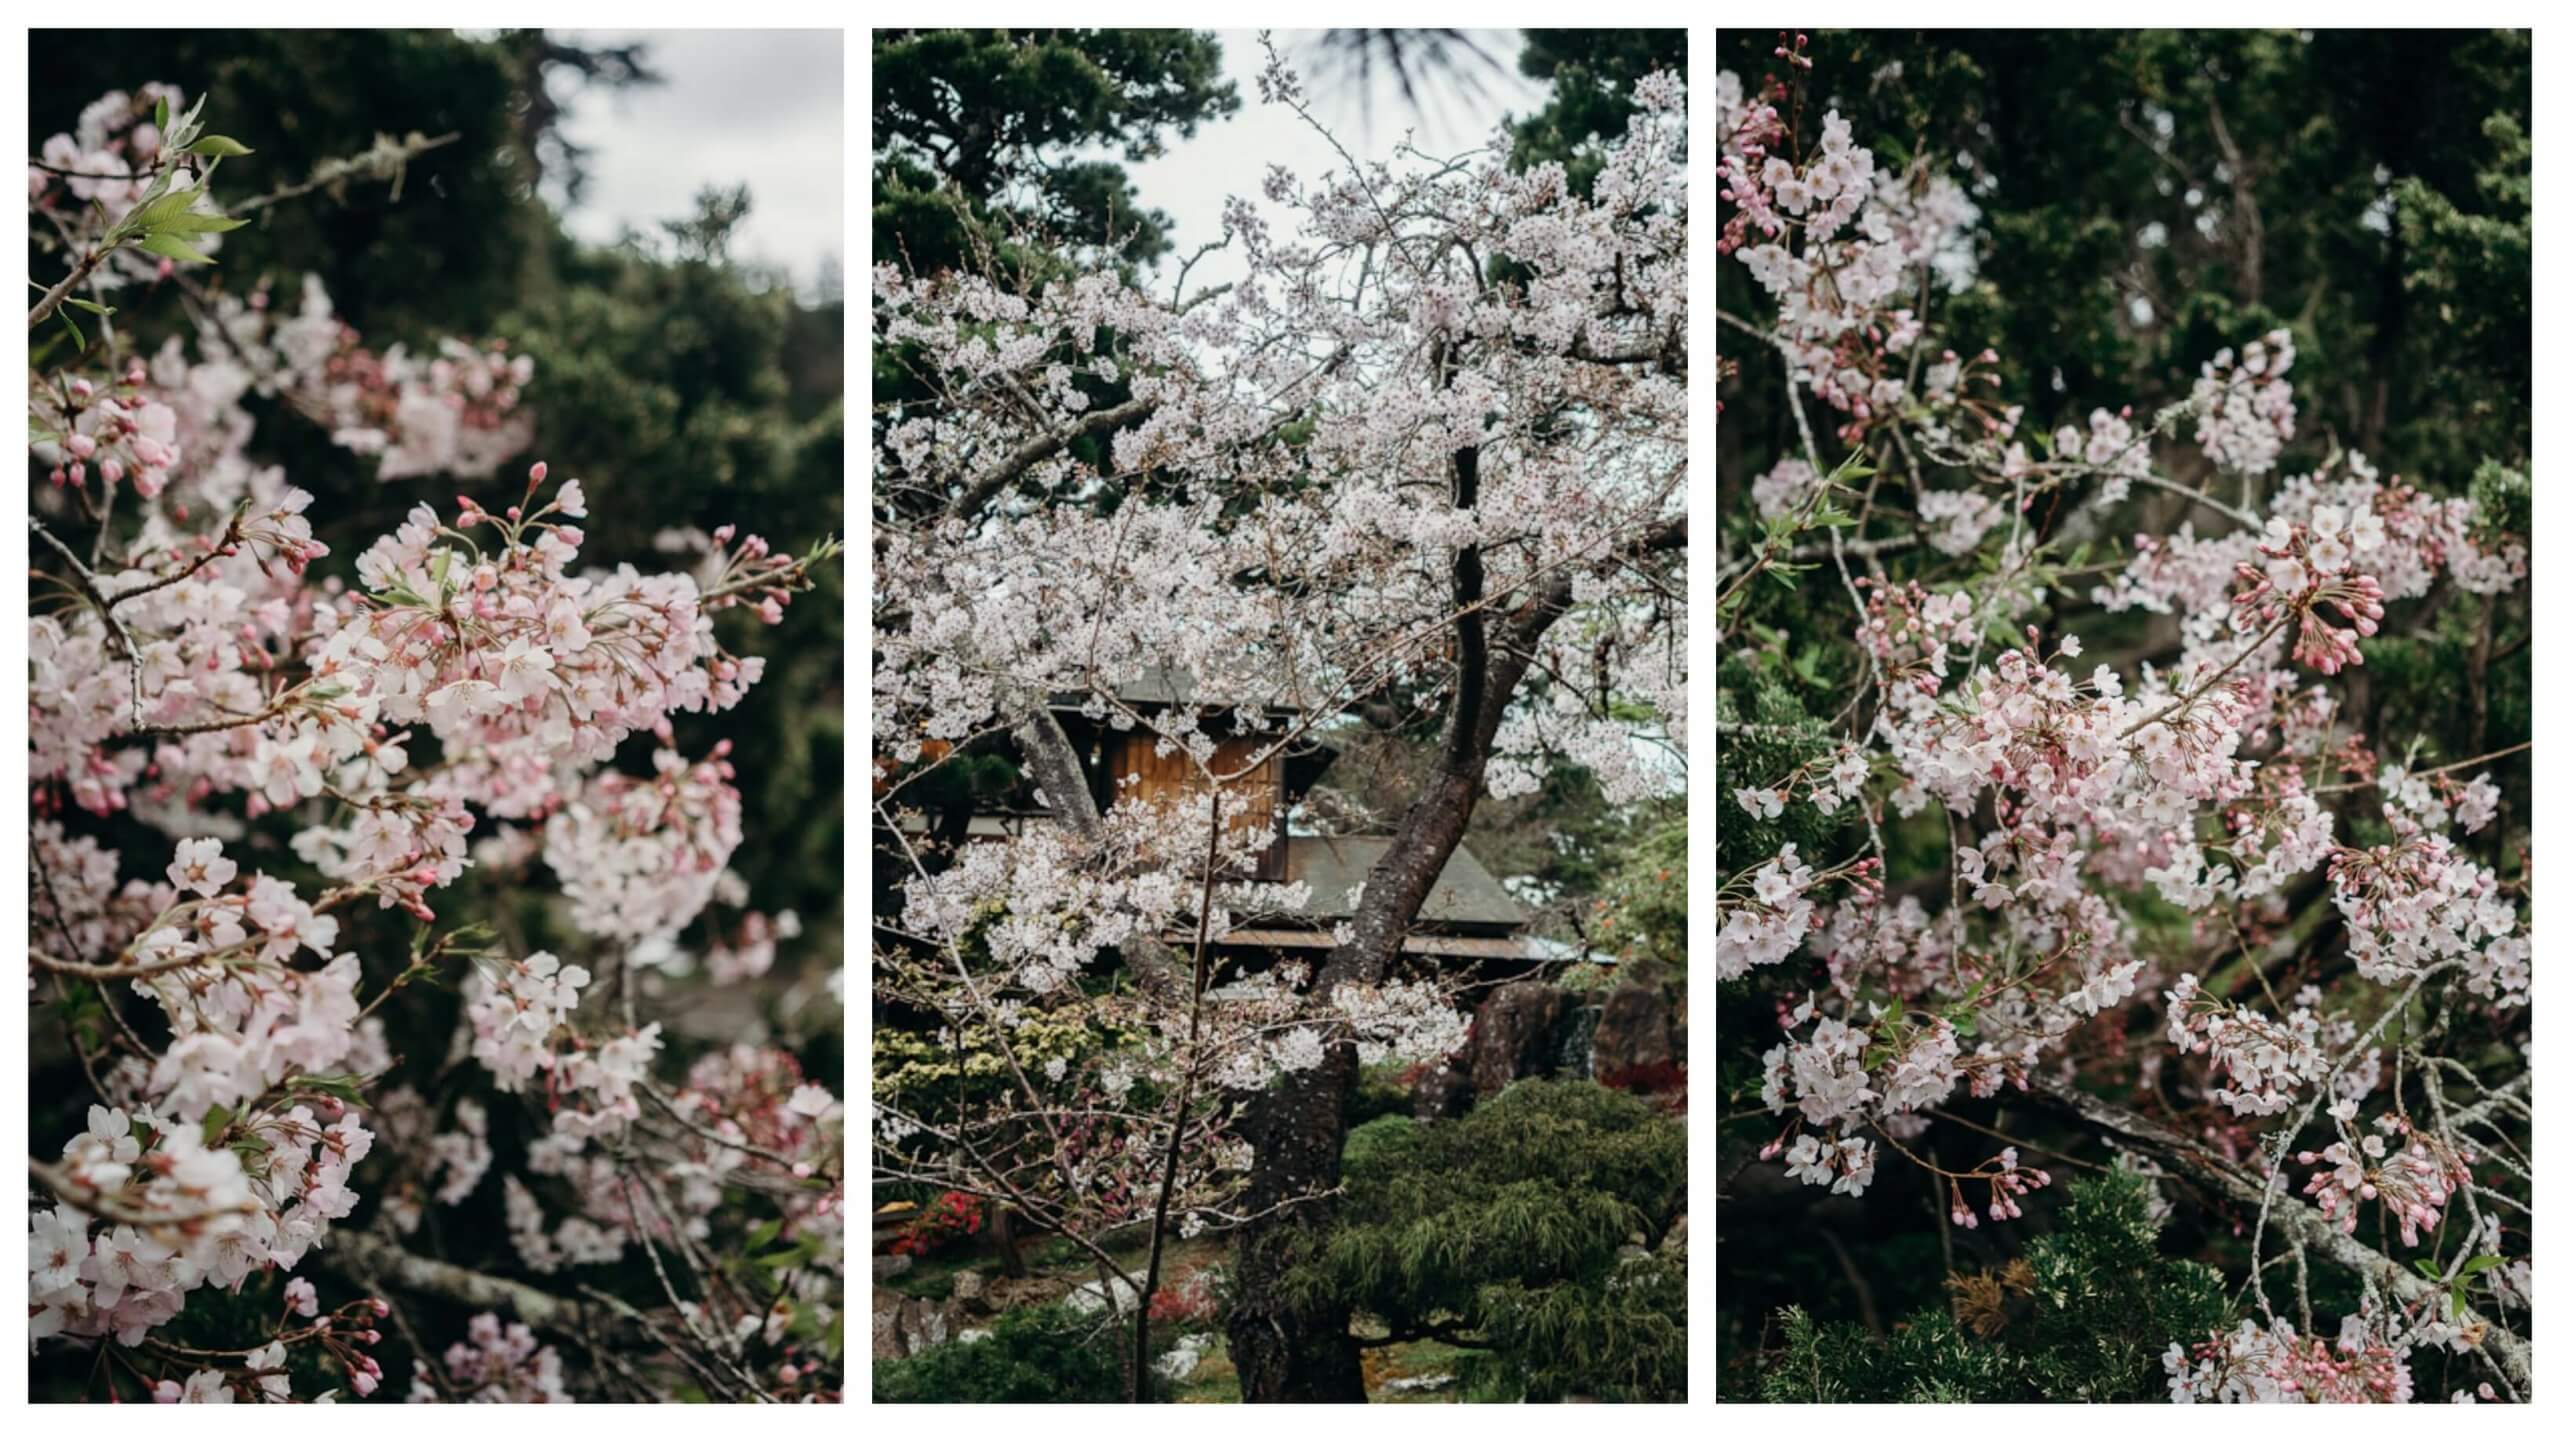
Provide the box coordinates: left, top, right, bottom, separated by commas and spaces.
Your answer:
1714, 29, 2530, 1392
28, 29, 841, 1395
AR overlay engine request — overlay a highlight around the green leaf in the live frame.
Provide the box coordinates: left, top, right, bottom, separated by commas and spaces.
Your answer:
121, 187, 205, 233
188, 134, 255, 158
154, 95, 171, 130
2459, 1254, 2507, 1277
57, 309, 85, 353
2414, 1258, 2443, 1280
2450, 1288, 2468, 1320
152, 210, 249, 237
203, 1105, 235, 1144
62, 298, 115, 316
137, 231, 217, 266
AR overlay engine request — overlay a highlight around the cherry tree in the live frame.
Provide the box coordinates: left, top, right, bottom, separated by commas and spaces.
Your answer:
27, 87, 842, 1402
1717, 38, 2530, 1402
873, 40, 1687, 1400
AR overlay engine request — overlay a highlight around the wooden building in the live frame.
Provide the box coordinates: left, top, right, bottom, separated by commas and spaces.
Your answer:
1032, 673, 1538, 969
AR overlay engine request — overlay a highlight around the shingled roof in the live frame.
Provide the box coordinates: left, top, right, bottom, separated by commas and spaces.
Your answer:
1279, 834, 1526, 930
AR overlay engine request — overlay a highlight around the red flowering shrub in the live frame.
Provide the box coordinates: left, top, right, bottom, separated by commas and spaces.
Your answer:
891, 1192, 986, 1258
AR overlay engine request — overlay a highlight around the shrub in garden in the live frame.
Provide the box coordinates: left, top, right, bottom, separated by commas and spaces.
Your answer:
1286, 1080, 1686, 1402
873, 1302, 1124, 1404
890, 1192, 986, 1258
1742, 1169, 2233, 1402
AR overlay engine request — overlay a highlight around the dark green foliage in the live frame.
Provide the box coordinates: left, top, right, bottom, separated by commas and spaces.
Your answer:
2389, 111, 2531, 484
874, 1302, 1124, 1403
1511, 30, 1689, 194
1749, 1307, 2026, 1403
1287, 1080, 1686, 1402
1714, 649, 1851, 871
1740, 1171, 2231, 1403
1588, 815, 1687, 971
871, 29, 1240, 272
30, 30, 541, 329
1345, 1065, 1418, 1129
1716, 28, 2531, 486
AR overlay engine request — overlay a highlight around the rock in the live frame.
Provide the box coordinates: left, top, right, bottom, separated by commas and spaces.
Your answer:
986, 1274, 1071, 1312
1660, 1213, 1689, 1260
1383, 1372, 1456, 1392
958, 1328, 992, 1345
1590, 981, 1676, 1084
871, 1288, 951, 1360
1065, 1276, 1142, 1316
951, 1269, 990, 1312
872, 1253, 913, 1283
1412, 1059, 1475, 1122
1468, 983, 1576, 1098
1155, 1331, 1212, 1383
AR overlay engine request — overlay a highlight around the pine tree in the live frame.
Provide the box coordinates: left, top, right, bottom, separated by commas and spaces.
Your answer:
1739, 1169, 2231, 1402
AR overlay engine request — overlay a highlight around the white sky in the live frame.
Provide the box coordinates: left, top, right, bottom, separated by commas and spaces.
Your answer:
550, 29, 844, 298
1123, 29, 1550, 296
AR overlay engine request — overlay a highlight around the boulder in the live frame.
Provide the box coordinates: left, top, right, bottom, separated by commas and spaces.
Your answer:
950, 1269, 991, 1313
871, 1252, 913, 1283
986, 1274, 1072, 1312
1412, 1059, 1475, 1122
1590, 981, 1676, 1083
1155, 1331, 1212, 1383
1468, 983, 1576, 1098
1065, 1275, 1142, 1317
871, 1288, 952, 1360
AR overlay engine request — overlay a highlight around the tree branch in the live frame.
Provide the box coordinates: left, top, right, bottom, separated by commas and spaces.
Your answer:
2021, 1073, 2532, 1395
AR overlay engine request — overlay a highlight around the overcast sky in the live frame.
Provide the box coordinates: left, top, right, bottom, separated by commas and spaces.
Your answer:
1124, 29, 1550, 296
550, 29, 843, 298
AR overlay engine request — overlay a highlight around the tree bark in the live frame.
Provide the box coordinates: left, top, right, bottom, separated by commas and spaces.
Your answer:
2022, 1074, 2533, 1397
1223, 509, 1682, 1401
1014, 707, 1183, 1001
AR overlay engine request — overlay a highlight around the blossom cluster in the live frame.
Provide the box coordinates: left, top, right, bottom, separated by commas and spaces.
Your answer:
408, 1316, 572, 1403
2161, 973, 2332, 1117
1717, 72, 1979, 438
2191, 330, 2300, 477
29, 82, 839, 1402
2164, 1315, 2415, 1403
32, 1099, 374, 1349
1714, 45, 2528, 1287
2296, 1112, 2469, 1248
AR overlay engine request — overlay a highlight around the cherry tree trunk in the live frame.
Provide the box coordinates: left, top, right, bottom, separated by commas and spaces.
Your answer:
1226, 757, 1497, 1401
1225, 1044, 1369, 1402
